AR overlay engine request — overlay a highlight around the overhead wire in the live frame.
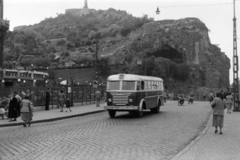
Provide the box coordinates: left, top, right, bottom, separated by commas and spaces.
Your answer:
158, 2, 233, 8
210, 0, 223, 34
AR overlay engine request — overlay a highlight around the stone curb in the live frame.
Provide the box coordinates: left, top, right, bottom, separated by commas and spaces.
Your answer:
0, 110, 105, 128
171, 111, 212, 160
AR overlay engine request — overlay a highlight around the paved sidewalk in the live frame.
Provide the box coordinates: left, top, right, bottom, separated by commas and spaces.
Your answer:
0, 103, 105, 127
172, 110, 240, 160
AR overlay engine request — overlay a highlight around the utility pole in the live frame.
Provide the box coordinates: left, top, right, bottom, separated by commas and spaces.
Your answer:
233, 0, 239, 111
95, 42, 99, 83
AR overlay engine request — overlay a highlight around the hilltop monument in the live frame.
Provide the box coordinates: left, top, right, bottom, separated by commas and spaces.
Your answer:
65, 0, 92, 16
83, 0, 88, 8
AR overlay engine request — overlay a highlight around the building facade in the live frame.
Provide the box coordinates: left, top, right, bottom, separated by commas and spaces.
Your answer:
65, 0, 91, 16
1, 69, 49, 87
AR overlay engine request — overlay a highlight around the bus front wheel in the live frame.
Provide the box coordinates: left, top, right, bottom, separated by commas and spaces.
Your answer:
108, 110, 116, 118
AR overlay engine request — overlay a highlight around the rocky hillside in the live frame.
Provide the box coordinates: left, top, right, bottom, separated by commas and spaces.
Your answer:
3, 8, 230, 97
110, 18, 230, 89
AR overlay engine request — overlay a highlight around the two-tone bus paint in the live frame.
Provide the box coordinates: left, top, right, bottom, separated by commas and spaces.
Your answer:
104, 74, 164, 118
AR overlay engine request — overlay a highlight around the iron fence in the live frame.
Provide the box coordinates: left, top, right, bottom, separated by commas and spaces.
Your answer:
0, 85, 106, 107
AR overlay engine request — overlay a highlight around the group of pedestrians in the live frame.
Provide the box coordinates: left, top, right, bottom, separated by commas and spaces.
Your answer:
54, 88, 103, 111
8, 92, 22, 121
210, 90, 233, 135
57, 89, 71, 112
45, 88, 71, 112
1, 87, 105, 126
52, 87, 103, 111
0, 91, 34, 127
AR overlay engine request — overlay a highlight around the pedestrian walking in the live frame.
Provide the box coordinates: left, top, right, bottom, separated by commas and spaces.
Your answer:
8, 92, 21, 122
211, 92, 227, 134
0, 96, 10, 119
220, 89, 225, 100
104, 92, 107, 102
209, 91, 214, 103
20, 95, 34, 127
226, 93, 233, 114
45, 88, 51, 111
95, 89, 101, 107
58, 90, 66, 112
15, 92, 22, 117
0, 98, 5, 120
163, 91, 167, 103
65, 98, 71, 112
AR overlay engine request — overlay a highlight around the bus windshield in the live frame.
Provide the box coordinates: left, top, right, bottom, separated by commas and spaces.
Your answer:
107, 81, 120, 90
107, 81, 136, 91
122, 81, 135, 90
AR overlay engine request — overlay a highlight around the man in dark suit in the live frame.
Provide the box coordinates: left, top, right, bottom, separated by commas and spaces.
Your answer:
45, 88, 51, 110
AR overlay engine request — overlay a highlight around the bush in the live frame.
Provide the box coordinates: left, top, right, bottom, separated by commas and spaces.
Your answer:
120, 27, 131, 37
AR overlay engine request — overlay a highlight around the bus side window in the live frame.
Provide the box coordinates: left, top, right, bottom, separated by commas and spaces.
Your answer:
155, 81, 157, 89
137, 81, 141, 90
141, 81, 144, 90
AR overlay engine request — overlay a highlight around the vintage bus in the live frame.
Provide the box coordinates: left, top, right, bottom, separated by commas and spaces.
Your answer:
104, 74, 164, 118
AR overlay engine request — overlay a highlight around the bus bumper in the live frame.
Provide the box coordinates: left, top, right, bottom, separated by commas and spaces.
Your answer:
104, 106, 138, 110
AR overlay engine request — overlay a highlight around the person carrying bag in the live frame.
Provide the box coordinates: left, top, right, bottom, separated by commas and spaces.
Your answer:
20, 95, 34, 127
211, 92, 226, 134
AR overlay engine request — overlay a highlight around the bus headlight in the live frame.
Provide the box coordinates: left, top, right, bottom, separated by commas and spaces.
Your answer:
129, 98, 133, 102
108, 98, 112, 102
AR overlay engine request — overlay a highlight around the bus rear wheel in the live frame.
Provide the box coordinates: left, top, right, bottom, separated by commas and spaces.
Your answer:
151, 102, 160, 113
137, 107, 143, 117
108, 110, 116, 118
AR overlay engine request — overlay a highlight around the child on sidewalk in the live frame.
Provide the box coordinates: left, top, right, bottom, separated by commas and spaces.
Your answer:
0, 108, 5, 120
0, 97, 9, 120
65, 98, 72, 112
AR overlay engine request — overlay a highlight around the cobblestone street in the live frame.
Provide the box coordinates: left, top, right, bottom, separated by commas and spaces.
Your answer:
0, 101, 211, 160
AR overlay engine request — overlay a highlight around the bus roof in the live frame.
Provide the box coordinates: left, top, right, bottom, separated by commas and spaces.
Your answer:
107, 74, 163, 81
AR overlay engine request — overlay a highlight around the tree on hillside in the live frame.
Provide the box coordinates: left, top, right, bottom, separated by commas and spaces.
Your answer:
3, 8, 154, 69
98, 57, 110, 75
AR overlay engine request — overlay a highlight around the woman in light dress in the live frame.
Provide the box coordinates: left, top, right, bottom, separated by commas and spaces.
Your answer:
211, 92, 226, 134
226, 93, 233, 114
20, 96, 33, 127
58, 90, 66, 112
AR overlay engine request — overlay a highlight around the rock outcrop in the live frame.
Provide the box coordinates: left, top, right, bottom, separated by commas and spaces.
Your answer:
115, 18, 230, 89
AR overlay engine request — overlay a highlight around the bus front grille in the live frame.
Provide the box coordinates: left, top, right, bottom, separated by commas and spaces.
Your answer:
113, 95, 128, 105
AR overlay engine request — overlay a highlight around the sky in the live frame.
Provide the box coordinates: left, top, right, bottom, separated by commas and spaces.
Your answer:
3, 0, 240, 84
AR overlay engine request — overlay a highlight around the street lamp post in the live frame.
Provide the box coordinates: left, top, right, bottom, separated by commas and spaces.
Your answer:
1, 79, 4, 87
66, 73, 74, 106
94, 41, 99, 84
138, 38, 147, 75
18, 78, 21, 86
95, 41, 99, 72
233, 0, 239, 111
58, 77, 63, 87
23, 79, 26, 87
137, 60, 142, 74
33, 79, 36, 87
